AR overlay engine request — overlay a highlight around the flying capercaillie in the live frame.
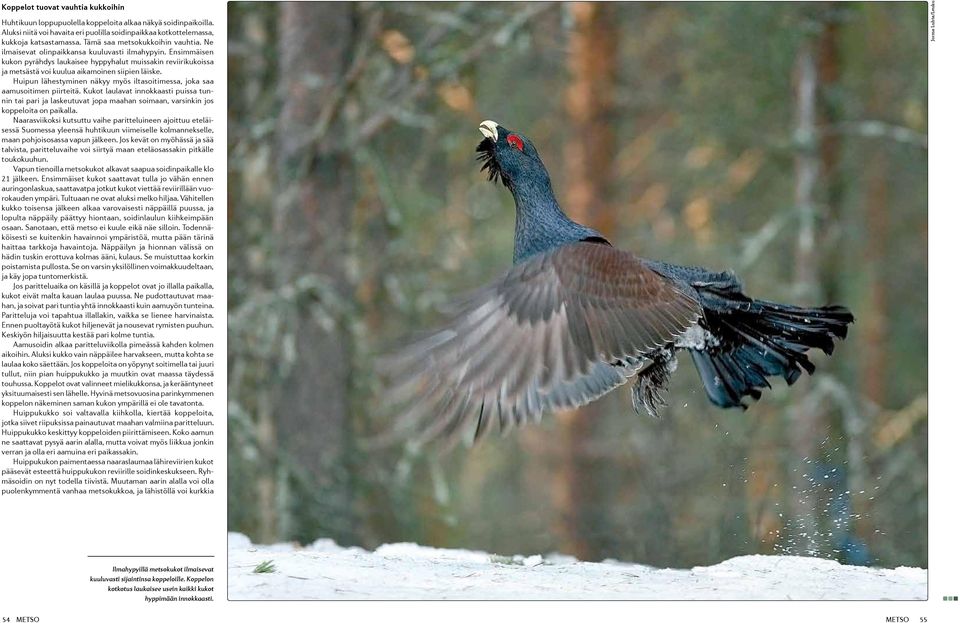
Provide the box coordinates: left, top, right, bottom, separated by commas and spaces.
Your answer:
379, 120, 854, 444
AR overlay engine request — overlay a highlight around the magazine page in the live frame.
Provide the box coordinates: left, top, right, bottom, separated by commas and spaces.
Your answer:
0, 0, 225, 617
1, 1, 955, 621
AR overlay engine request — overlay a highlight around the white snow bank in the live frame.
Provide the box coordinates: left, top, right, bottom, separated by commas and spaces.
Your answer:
227, 532, 926, 600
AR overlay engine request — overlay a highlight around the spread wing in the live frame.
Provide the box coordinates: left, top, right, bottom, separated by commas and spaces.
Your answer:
378, 242, 702, 444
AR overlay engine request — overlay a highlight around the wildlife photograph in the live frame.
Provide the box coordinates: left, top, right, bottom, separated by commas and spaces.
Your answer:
226, 1, 928, 600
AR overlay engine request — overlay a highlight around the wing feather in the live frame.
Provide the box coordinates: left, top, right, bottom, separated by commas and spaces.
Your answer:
379, 242, 702, 444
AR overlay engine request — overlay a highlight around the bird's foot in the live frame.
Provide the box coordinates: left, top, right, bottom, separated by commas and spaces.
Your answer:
631, 351, 678, 418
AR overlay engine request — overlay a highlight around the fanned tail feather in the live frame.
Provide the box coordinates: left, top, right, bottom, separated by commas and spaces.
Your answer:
691, 297, 854, 409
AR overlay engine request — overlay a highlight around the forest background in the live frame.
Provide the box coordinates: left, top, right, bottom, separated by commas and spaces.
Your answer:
226, 1, 928, 569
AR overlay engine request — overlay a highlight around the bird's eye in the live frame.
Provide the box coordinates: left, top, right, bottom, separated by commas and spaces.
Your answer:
506, 134, 524, 151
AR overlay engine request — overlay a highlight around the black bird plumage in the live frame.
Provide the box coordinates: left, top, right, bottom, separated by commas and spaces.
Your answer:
379, 120, 854, 445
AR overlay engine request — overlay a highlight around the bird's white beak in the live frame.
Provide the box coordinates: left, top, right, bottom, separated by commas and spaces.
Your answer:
479, 119, 499, 142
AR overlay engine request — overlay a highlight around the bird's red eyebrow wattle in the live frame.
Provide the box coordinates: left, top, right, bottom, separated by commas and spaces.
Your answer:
507, 134, 524, 151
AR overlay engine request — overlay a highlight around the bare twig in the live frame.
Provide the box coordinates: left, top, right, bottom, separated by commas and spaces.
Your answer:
356, 2, 557, 143
820, 120, 927, 149
740, 211, 793, 269
418, 2, 480, 48
296, 6, 384, 167
393, 2, 480, 38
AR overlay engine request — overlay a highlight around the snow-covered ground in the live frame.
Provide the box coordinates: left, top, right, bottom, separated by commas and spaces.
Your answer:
228, 533, 925, 599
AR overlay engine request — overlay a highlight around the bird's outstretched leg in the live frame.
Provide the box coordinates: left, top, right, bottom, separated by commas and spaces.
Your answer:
631, 350, 678, 418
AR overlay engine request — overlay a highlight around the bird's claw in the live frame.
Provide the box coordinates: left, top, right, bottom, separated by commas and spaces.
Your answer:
631, 352, 677, 418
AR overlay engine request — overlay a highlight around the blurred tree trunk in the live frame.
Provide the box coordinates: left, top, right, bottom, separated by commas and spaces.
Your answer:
226, 1, 281, 542
791, 44, 821, 305
272, 2, 358, 542
816, 6, 844, 283
787, 33, 823, 554
564, 1, 618, 236
861, 5, 891, 408
861, 162, 888, 406
786, 6, 848, 556
556, 1, 618, 561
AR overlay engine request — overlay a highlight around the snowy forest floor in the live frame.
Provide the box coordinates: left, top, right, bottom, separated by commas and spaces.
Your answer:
228, 533, 926, 600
